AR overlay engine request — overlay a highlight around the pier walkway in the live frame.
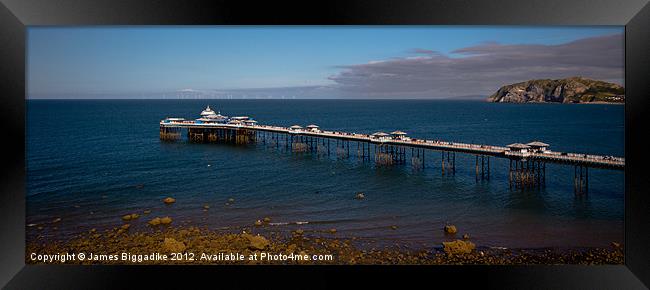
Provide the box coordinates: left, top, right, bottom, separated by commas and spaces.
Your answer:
160, 120, 624, 170
160, 107, 623, 194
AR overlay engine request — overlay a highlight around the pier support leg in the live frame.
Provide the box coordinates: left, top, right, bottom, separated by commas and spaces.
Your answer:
509, 159, 513, 189
487, 157, 490, 180
475, 155, 479, 181
574, 165, 589, 195
441, 152, 445, 175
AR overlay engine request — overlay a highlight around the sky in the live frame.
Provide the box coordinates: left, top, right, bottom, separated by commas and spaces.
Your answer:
27, 26, 624, 99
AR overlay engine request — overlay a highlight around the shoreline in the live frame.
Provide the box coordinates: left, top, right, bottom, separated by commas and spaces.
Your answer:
486, 100, 624, 105
26, 225, 624, 265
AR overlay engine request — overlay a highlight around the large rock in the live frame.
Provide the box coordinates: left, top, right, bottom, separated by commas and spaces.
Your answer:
444, 225, 457, 234
162, 238, 186, 252
487, 77, 624, 104
442, 240, 476, 255
122, 213, 139, 221
244, 234, 270, 250
160, 217, 173, 225
163, 197, 176, 204
148, 217, 161, 226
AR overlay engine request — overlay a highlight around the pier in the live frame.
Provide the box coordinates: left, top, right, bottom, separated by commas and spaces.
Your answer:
160, 106, 625, 194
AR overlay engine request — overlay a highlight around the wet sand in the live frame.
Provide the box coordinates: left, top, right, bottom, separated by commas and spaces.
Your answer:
26, 224, 623, 265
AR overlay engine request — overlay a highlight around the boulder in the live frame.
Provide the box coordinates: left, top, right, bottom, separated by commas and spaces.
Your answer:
355, 192, 365, 200
160, 217, 173, 225
442, 240, 476, 255
444, 225, 457, 234
163, 197, 176, 204
148, 217, 161, 226
245, 234, 270, 250
122, 213, 139, 221
263, 217, 271, 223
162, 238, 186, 252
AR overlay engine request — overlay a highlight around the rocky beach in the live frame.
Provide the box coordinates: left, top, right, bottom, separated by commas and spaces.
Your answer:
26, 197, 624, 265
26, 225, 624, 265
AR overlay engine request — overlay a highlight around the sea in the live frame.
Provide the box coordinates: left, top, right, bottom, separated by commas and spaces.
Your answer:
26, 99, 625, 249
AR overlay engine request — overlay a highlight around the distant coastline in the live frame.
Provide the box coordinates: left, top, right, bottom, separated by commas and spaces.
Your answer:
487, 77, 624, 104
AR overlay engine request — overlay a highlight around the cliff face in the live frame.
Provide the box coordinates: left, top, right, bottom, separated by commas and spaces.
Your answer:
487, 77, 624, 104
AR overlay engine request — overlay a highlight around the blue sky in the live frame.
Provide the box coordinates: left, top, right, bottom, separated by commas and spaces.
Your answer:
27, 26, 624, 99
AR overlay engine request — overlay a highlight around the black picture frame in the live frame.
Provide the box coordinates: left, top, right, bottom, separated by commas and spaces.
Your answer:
1, 0, 649, 288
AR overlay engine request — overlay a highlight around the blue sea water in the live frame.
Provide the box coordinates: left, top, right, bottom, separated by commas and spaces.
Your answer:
26, 100, 624, 249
